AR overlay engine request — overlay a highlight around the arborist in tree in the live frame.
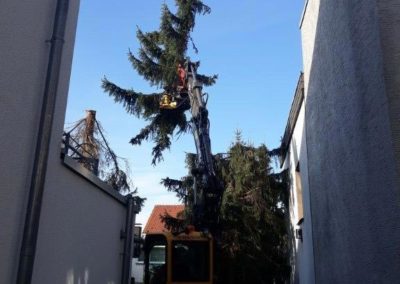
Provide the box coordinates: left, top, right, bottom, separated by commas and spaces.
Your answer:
160, 63, 188, 109
177, 63, 186, 91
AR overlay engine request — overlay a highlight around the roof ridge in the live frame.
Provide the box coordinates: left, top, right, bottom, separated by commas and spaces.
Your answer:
143, 204, 185, 234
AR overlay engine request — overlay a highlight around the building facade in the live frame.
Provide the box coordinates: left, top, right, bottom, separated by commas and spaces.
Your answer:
281, 73, 315, 284
0, 1, 138, 283
283, 0, 400, 283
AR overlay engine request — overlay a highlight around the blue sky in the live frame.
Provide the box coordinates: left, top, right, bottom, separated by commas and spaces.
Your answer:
65, 0, 305, 225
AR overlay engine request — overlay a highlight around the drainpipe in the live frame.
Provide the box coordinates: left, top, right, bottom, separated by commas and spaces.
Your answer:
121, 196, 139, 284
16, 0, 70, 283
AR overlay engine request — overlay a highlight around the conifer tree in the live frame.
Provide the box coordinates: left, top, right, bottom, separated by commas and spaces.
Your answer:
102, 0, 217, 165
218, 134, 290, 283
102, 0, 223, 233
164, 133, 290, 283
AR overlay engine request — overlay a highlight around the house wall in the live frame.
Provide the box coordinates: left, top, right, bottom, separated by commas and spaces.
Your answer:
0, 1, 134, 283
283, 102, 315, 284
301, 0, 400, 283
0, 1, 79, 283
27, 0, 127, 281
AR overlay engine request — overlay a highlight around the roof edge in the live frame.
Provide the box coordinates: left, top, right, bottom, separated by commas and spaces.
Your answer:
280, 72, 305, 167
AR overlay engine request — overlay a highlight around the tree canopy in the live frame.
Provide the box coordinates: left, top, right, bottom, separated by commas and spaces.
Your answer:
102, 0, 217, 165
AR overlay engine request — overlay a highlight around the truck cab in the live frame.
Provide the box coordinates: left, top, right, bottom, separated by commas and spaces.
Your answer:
144, 231, 213, 284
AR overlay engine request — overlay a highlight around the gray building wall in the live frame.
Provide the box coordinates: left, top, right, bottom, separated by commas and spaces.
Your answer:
1, 1, 133, 283
301, 0, 400, 283
376, 0, 400, 177
0, 1, 79, 282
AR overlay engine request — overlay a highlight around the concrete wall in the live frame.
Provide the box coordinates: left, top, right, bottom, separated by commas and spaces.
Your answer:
32, 157, 127, 284
301, 0, 400, 282
0, 1, 79, 282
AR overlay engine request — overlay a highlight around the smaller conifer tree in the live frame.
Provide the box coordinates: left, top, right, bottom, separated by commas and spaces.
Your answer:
164, 133, 290, 283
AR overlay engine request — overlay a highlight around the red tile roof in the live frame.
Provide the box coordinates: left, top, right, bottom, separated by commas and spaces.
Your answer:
143, 205, 185, 234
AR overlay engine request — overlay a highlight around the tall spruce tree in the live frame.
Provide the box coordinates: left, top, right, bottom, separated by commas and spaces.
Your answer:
102, 0, 216, 165
102, 0, 222, 232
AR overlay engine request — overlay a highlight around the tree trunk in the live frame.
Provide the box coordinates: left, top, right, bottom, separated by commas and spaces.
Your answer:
82, 110, 99, 174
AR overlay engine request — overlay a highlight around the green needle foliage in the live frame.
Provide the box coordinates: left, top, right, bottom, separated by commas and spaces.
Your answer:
218, 134, 290, 283
102, 0, 217, 165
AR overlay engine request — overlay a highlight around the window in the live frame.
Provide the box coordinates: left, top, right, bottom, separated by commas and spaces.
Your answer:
149, 245, 166, 264
148, 245, 166, 284
295, 162, 304, 221
171, 241, 210, 282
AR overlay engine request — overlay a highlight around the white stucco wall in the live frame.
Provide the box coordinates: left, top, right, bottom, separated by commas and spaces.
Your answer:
282, 101, 315, 284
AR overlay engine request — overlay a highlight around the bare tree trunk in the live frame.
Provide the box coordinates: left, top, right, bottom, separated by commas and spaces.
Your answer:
82, 110, 99, 174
